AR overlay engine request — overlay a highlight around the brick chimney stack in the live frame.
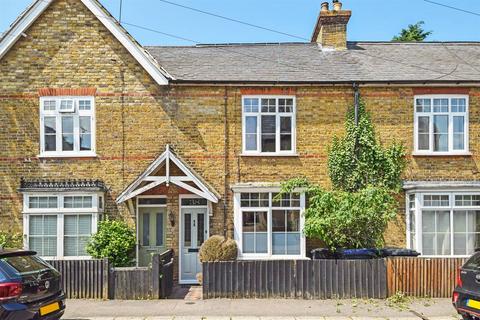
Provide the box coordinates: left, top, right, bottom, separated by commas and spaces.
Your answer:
311, 1, 351, 50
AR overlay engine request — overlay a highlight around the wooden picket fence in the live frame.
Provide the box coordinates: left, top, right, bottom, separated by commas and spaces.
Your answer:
203, 259, 388, 299
47, 259, 109, 299
47, 249, 175, 300
203, 257, 466, 299
386, 257, 466, 298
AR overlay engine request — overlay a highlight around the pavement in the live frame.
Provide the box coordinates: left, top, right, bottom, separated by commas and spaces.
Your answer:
62, 298, 461, 320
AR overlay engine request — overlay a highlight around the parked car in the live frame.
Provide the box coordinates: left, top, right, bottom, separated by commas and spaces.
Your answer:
453, 250, 480, 320
0, 249, 65, 319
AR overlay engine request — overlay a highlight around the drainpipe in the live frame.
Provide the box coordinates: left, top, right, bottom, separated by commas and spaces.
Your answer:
353, 83, 360, 157
223, 86, 229, 238
353, 82, 359, 126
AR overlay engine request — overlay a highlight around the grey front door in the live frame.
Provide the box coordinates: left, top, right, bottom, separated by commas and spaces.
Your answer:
138, 207, 166, 266
180, 207, 207, 283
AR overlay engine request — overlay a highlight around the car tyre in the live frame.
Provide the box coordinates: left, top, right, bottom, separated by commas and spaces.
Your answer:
462, 315, 474, 320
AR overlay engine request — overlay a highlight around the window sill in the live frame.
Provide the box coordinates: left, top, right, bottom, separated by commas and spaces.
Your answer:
240, 153, 299, 157
38, 152, 98, 159
412, 152, 472, 157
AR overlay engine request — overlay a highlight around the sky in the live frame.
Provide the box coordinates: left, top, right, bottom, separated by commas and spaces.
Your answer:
1, 0, 480, 46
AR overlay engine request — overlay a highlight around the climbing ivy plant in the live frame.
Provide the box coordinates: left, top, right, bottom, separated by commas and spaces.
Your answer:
279, 99, 406, 249
328, 99, 405, 193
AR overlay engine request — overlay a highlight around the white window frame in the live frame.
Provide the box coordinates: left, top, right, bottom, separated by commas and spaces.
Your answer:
233, 188, 306, 260
22, 192, 103, 260
413, 95, 469, 156
39, 96, 96, 158
406, 190, 480, 258
241, 96, 297, 156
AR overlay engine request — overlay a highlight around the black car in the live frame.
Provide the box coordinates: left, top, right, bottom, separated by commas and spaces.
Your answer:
0, 249, 65, 320
453, 250, 480, 320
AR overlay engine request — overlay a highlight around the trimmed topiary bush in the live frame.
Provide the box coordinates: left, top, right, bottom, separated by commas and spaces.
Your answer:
199, 235, 238, 262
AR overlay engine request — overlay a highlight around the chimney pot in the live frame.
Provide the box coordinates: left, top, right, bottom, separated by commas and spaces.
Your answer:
333, 1, 343, 11
321, 2, 329, 12
311, 1, 351, 50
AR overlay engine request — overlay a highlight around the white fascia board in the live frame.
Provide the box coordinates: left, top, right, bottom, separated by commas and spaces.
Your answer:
0, 0, 53, 60
0, 0, 171, 85
79, 0, 170, 85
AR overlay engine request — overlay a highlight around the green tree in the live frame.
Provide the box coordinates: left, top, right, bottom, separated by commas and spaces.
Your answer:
392, 21, 432, 42
86, 219, 136, 267
328, 99, 405, 192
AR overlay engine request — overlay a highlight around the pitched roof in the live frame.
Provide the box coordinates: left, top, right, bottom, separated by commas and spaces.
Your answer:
0, 0, 171, 85
146, 42, 480, 84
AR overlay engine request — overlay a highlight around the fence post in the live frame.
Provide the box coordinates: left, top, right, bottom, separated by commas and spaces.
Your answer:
101, 258, 108, 300
151, 254, 161, 299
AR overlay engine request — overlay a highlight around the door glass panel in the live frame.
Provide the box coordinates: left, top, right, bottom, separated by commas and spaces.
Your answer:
197, 213, 205, 247
184, 213, 191, 247
156, 213, 164, 246
142, 213, 150, 246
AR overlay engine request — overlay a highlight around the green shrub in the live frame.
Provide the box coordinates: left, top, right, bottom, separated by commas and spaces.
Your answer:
0, 232, 23, 249
279, 98, 405, 250
86, 219, 136, 267
281, 179, 397, 249
199, 235, 238, 262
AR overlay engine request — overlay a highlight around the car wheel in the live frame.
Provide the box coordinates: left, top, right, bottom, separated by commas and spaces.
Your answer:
462, 315, 473, 320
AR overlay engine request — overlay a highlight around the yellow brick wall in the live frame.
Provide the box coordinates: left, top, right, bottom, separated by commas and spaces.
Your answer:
1, 0, 479, 258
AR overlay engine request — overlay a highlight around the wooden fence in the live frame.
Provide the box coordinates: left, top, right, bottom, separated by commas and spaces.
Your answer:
109, 250, 175, 300
47, 259, 109, 299
47, 249, 174, 300
387, 257, 466, 297
203, 259, 388, 299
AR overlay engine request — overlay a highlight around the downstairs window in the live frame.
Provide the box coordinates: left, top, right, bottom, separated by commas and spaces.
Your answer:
235, 191, 305, 258
407, 192, 480, 256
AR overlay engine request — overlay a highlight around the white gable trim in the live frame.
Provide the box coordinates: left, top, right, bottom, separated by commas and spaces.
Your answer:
0, 0, 171, 85
116, 145, 219, 204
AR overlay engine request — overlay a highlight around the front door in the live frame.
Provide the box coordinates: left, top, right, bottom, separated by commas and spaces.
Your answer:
180, 207, 208, 283
138, 207, 166, 266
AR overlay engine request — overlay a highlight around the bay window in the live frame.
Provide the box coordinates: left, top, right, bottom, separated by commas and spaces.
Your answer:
242, 96, 296, 155
40, 97, 95, 157
414, 95, 469, 155
234, 190, 305, 258
23, 193, 103, 259
407, 192, 480, 256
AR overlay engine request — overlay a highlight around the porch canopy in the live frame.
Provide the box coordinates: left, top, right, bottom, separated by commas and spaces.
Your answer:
116, 145, 220, 204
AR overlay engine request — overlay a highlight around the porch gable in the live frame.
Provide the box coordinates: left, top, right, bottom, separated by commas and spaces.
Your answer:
116, 145, 220, 204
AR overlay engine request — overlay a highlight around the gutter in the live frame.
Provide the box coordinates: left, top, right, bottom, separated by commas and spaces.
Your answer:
169, 79, 480, 87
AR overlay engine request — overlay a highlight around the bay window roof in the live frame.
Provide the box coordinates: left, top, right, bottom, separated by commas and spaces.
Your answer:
19, 179, 107, 192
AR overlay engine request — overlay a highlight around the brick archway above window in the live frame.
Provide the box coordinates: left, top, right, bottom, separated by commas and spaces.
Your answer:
38, 87, 97, 97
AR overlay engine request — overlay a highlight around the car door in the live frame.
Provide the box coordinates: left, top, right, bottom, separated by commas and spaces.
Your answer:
461, 252, 480, 294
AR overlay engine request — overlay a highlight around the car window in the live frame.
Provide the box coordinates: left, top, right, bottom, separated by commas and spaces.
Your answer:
464, 253, 480, 270
0, 255, 50, 275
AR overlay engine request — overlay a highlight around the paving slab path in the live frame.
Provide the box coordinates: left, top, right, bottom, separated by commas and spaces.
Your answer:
62, 298, 461, 320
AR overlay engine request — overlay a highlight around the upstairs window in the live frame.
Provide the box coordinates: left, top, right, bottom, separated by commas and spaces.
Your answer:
40, 97, 95, 157
414, 95, 468, 155
242, 96, 296, 155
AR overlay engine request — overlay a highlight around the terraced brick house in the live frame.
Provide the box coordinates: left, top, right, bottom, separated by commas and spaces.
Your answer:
1, 0, 480, 284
